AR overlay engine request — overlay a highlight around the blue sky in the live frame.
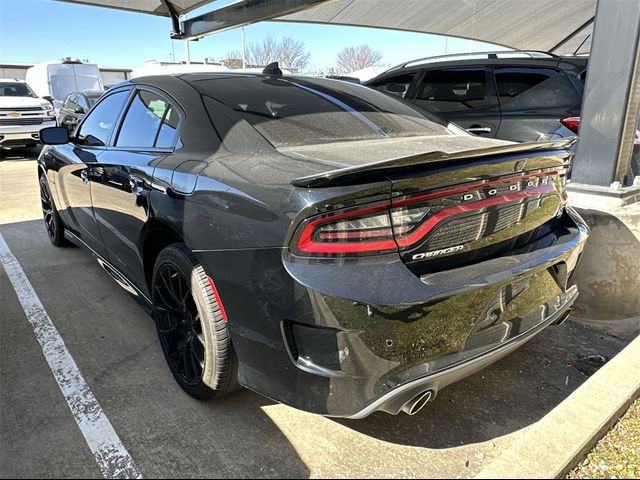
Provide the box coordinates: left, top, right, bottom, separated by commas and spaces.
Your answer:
0, 0, 506, 71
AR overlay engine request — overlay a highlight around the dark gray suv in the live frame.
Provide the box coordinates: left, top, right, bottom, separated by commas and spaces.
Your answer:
366, 51, 587, 143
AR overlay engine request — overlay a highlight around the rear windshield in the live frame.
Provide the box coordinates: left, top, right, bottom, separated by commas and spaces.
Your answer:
192, 75, 452, 148
0, 82, 37, 98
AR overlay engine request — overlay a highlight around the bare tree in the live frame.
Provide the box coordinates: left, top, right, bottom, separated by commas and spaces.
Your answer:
336, 45, 382, 74
246, 36, 310, 71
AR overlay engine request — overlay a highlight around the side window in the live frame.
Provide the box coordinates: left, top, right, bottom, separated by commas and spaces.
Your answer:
77, 95, 89, 111
494, 67, 582, 111
67, 94, 78, 110
579, 70, 587, 84
77, 90, 129, 147
415, 68, 497, 113
116, 90, 170, 148
369, 73, 416, 98
155, 105, 180, 148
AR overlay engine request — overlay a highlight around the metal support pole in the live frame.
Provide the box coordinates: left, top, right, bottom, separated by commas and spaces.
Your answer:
181, 14, 191, 65
571, 0, 640, 190
241, 26, 247, 69
184, 39, 191, 64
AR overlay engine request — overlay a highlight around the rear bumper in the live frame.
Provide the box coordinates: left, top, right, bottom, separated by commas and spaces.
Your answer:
196, 207, 589, 418
346, 291, 576, 419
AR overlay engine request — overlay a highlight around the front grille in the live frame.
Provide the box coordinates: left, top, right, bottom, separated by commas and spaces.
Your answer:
0, 106, 45, 112
0, 118, 45, 125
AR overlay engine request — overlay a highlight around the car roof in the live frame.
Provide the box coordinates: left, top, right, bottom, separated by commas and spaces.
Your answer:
369, 53, 588, 81
0, 78, 26, 83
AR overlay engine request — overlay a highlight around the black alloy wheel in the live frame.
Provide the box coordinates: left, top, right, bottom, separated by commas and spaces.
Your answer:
39, 175, 67, 247
154, 263, 206, 387
152, 244, 237, 400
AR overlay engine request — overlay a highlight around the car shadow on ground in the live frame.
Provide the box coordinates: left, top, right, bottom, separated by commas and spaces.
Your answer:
0, 218, 311, 478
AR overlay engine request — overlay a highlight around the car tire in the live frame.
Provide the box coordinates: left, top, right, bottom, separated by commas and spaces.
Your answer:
152, 243, 238, 400
39, 174, 69, 247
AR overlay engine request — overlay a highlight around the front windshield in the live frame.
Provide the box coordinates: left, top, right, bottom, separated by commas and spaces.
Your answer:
0, 82, 38, 98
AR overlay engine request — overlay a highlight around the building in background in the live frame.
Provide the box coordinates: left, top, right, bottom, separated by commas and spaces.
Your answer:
0, 62, 131, 88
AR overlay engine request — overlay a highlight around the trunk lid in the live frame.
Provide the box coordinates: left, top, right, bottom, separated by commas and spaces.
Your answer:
287, 137, 574, 274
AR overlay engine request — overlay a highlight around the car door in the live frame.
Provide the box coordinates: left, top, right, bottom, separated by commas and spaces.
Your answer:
493, 66, 583, 142
90, 87, 182, 292
58, 94, 76, 132
50, 89, 131, 256
411, 66, 501, 138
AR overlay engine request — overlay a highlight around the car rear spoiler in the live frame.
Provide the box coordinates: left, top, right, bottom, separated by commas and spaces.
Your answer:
290, 138, 577, 188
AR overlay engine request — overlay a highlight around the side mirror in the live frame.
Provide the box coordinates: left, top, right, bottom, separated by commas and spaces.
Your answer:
74, 106, 85, 114
43, 95, 55, 107
40, 126, 69, 145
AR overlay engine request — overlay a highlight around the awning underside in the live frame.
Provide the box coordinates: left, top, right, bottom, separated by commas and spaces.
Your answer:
53, 0, 595, 54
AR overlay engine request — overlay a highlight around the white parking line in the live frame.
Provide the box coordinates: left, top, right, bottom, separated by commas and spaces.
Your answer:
0, 233, 142, 479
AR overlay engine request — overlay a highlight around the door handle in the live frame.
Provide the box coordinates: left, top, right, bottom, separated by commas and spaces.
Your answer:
129, 176, 147, 196
80, 170, 89, 185
467, 125, 492, 134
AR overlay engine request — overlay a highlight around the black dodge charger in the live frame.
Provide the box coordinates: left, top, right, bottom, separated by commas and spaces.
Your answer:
37, 73, 588, 418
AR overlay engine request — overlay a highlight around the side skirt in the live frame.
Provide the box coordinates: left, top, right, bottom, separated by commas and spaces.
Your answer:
64, 230, 154, 314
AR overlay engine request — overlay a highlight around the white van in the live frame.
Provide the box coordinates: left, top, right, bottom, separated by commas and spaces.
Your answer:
25, 61, 104, 111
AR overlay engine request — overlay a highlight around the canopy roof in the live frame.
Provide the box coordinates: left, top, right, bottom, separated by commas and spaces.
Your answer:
54, 0, 595, 54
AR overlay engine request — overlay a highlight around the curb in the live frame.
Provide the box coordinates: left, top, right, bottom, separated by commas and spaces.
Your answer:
474, 333, 640, 479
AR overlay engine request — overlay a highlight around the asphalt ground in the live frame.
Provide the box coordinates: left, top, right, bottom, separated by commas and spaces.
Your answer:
0, 149, 633, 479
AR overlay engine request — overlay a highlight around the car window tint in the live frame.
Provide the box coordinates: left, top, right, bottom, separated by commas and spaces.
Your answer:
0, 82, 37, 97
369, 73, 416, 98
77, 95, 89, 111
415, 68, 497, 113
77, 90, 129, 147
116, 91, 168, 148
65, 94, 76, 109
155, 105, 180, 148
579, 70, 587, 84
494, 67, 582, 111
195, 75, 452, 148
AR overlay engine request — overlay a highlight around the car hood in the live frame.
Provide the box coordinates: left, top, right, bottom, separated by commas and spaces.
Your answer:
278, 134, 512, 168
0, 96, 49, 109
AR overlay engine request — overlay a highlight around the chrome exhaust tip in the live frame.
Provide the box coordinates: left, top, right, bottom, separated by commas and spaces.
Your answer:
554, 308, 572, 325
401, 390, 433, 416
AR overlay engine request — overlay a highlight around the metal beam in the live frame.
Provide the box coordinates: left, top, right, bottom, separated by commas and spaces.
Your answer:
571, 0, 640, 188
549, 16, 594, 53
179, 0, 335, 39
159, 0, 182, 38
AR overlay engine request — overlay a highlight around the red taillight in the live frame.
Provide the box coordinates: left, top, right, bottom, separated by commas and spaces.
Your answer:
561, 117, 581, 134
296, 203, 398, 254
561, 116, 639, 147
293, 169, 564, 257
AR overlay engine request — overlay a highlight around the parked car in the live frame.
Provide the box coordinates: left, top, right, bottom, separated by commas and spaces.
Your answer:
366, 51, 587, 143
57, 91, 103, 133
25, 61, 104, 112
0, 79, 56, 150
37, 73, 588, 418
